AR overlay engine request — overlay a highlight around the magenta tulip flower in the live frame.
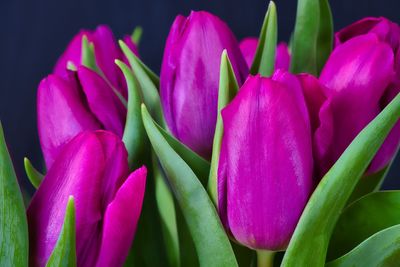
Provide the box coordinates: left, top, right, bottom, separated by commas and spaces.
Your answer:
28, 130, 146, 267
218, 71, 313, 250
239, 38, 291, 70
38, 67, 126, 168
160, 11, 248, 159
315, 18, 400, 174
54, 25, 139, 99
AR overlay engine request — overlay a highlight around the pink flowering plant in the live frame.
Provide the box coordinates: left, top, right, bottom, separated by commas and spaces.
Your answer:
1, 0, 400, 266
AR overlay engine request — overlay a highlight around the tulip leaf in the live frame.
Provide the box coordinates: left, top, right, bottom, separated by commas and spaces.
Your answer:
141, 105, 238, 267
326, 224, 400, 267
131, 26, 143, 45
291, 0, 333, 75
116, 60, 148, 170
46, 196, 76, 267
327, 191, 400, 261
347, 165, 390, 204
0, 122, 29, 266
250, 1, 277, 77
153, 154, 180, 267
208, 50, 239, 206
119, 40, 160, 94
81, 36, 98, 72
154, 120, 210, 186
281, 93, 400, 267
316, 0, 333, 74
24, 157, 44, 189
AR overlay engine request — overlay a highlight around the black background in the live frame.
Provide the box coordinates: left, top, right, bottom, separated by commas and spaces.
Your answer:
0, 0, 399, 192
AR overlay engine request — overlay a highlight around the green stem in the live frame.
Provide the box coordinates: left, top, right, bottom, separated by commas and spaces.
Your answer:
257, 250, 275, 267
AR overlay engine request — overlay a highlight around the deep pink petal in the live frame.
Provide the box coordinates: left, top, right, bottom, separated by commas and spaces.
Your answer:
77, 66, 126, 137
95, 166, 147, 267
218, 74, 313, 250
28, 131, 132, 267
319, 34, 395, 173
92, 25, 127, 99
239, 37, 258, 67
160, 11, 248, 159
53, 30, 92, 77
275, 42, 291, 70
37, 73, 101, 168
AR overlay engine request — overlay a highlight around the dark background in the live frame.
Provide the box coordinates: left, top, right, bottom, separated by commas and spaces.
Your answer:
0, 0, 399, 192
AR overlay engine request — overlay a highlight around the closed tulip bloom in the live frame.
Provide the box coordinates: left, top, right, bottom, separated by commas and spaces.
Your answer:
28, 131, 146, 267
218, 72, 313, 250
317, 24, 400, 174
239, 38, 291, 70
38, 66, 126, 167
54, 25, 139, 99
160, 11, 248, 159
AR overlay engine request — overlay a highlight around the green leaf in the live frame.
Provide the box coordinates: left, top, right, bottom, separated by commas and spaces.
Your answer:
116, 60, 147, 170
208, 50, 239, 206
326, 225, 400, 267
347, 165, 390, 204
81, 35, 98, 71
141, 105, 237, 267
46, 196, 76, 267
0, 122, 29, 266
281, 93, 400, 267
328, 191, 400, 261
119, 40, 160, 95
316, 0, 333, 74
153, 154, 180, 267
131, 26, 143, 45
154, 119, 210, 186
250, 1, 278, 77
24, 157, 44, 189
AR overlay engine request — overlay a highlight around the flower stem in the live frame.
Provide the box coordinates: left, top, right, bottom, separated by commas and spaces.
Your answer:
257, 250, 275, 267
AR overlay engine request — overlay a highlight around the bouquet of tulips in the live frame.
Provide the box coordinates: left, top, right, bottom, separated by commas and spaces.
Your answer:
2, 0, 400, 266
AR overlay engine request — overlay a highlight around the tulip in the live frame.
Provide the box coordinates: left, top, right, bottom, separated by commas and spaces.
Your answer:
160, 11, 248, 159
239, 38, 291, 70
28, 130, 146, 267
38, 66, 126, 168
315, 19, 400, 175
218, 71, 313, 250
54, 25, 139, 99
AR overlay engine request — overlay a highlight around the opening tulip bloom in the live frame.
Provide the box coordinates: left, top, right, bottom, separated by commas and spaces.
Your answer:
27, 131, 146, 267
54, 25, 139, 99
160, 11, 248, 159
218, 72, 313, 251
38, 67, 126, 168
239, 38, 291, 70
314, 17, 400, 175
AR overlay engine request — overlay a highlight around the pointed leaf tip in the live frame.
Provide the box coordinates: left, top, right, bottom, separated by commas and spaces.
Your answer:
46, 196, 76, 267
24, 157, 44, 189
250, 0, 278, 77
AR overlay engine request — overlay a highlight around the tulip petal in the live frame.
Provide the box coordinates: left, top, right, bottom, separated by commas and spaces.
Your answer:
95, 166, 147, 267
239, 38, 258, 67
77, 66, 126, 137
28, 131, 131, 267
92, 25, 127, 98
275, 43, 291, 70
160, 11, 248, 159
218, 74, 313, 250
319, 34, 395, 173
53, 31, 91, 77
37, 74, 101, 167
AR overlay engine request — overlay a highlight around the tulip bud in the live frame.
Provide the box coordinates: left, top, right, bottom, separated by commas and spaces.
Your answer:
160, 11, 248, 159
316, 18, 400, 174
38, 67, 126, 168
54, 25, 139, 99
218, 72, 313, 250
239, 38, 291, 70
28, 131, 146, 267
